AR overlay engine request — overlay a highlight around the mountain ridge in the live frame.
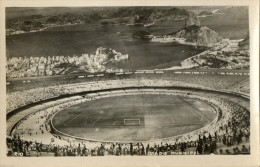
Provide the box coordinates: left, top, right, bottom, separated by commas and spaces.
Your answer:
6, 7, 200, 34
173, 25, 223, 45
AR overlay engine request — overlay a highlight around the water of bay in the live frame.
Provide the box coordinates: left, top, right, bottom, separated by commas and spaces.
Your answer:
7, 21, 202, 70
6, 10, 248, 70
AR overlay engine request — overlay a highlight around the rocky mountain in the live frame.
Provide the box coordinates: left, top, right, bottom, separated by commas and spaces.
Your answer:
108, 7, 200, 26
173, 25, 223, 45
6, 12, 104, 34
6, 7, 200, 34
84, 13, 103, 23
238, 32, 249, 50
198, 10, 214, 16
185, 12, 200, 27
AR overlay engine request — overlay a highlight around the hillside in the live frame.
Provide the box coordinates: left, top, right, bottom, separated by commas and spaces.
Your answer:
6, 13, 104, 34
185, 12, 200, 27
198, 11, 214, 16
238, 32, 249, 50
173, 25, 223, 45
120, 7, 200, 26
6, 7, 200, 34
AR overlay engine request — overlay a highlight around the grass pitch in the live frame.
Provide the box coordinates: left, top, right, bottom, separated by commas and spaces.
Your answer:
52, 94, 216, 142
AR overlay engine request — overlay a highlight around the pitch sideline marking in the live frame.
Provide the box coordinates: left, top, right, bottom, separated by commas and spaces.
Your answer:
169, 114, 175, 123
174, 96, 207, 121
178, 97, 210, 121
91, 117, 100, 126
64, 112, 83, 126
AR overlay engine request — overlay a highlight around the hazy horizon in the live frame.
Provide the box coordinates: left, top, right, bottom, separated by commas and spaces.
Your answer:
5, 6, 239, 19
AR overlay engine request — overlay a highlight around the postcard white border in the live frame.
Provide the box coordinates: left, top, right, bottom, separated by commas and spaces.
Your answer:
0, 0, 259, 167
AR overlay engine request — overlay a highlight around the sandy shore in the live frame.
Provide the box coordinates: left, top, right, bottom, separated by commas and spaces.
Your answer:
7, 23, 83, 36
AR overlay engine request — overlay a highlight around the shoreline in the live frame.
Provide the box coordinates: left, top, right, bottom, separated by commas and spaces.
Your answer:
157, 38, 245, 71
149, 36, 209, 71
6, 22, 83, 36
158, 50, 210, 71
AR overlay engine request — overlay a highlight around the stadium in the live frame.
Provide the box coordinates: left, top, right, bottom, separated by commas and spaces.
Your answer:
6, 69, 250, 156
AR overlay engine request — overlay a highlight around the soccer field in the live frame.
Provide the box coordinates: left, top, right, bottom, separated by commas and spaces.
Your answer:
52, 94, 217, 142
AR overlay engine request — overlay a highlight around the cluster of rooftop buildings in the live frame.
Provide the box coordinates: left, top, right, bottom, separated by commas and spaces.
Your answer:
151, 36, 186, 43
6, 47, 128, 78
181, 39, 249, 69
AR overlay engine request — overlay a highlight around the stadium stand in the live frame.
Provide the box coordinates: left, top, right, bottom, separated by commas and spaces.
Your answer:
6, 71, 250, 156
6, 85, 250, 156
6, 72, 249, 114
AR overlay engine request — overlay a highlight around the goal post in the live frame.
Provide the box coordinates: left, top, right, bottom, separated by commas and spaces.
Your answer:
123, 119, 141, 126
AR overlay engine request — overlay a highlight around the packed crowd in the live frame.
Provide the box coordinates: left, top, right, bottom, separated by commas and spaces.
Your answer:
7, 72, 249, 92
7, 90, 250, 156
7, 73, 249, 113
6, 136, 250, 157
